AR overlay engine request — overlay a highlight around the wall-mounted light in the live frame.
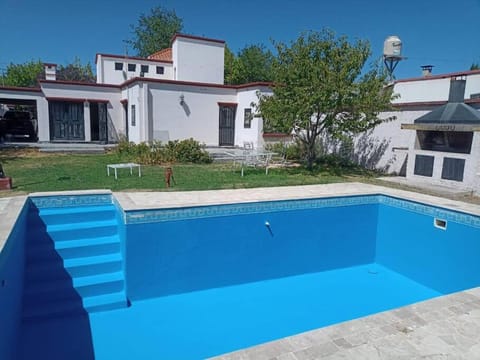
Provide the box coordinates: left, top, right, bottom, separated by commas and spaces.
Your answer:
179, 94, 185, 106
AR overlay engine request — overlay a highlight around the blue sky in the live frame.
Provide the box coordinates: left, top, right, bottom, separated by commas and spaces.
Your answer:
1, 0, 479, 80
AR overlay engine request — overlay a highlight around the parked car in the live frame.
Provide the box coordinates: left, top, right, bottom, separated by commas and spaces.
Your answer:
0, 110, 38, 142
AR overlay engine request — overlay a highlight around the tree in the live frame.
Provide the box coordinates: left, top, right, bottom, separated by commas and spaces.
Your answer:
1, 60, 44, 87
226, 44, 274, 85
258, 30, 395, 169
224, 45, 236, 84
126, 6, 183, 57
57, 57, 95, 83
471, 63, 479, 70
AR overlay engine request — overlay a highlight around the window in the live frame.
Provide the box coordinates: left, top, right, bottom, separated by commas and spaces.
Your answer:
128, 64, 136, 72
141, 65, 149, 74
156, 66, 164, 75
441, 157, 465, 181
244, 108, 253, 128
414, 155, 434, 177
131, 105, 136, 126
416, 130, 473, 154
114, 62, 123, 71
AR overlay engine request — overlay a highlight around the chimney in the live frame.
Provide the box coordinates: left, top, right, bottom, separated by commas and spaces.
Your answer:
448, 77, 466, 103
421, 65, 434, 77
44, 63, 57, 81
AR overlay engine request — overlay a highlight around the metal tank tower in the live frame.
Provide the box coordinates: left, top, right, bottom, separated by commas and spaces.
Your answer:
383, 36, 404, 80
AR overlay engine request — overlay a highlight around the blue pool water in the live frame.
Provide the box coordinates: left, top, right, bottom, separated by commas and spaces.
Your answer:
1, 194, 480, 359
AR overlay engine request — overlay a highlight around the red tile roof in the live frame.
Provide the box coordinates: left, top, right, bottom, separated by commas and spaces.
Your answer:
148, 48, 172, 61
95, 53, 173, 65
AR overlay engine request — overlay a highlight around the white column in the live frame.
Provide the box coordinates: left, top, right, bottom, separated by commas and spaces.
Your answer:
37, 97, 50, 142
84, 101, 91, 142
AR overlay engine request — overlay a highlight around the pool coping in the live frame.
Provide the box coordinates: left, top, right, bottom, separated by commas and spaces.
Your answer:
2, 183, 480, 359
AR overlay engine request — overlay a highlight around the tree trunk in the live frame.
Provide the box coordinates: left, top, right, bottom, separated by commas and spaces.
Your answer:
305, 142, 316, 170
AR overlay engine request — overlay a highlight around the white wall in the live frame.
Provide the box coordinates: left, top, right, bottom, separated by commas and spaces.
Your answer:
406, 145, 480, 191
393, 78, 450, 103
147, 83, 237, 146
97, 55, 173, 85
464, 73, 480, 99
354, 110, 429, 173
394, 73, 480, 104
172, 37, 224, 84
122, 85, 141, 143
235, 87, 272, 149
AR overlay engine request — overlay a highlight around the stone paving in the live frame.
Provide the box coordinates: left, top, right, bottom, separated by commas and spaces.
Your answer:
212, 289, 480, 360
2, 183, 480, 359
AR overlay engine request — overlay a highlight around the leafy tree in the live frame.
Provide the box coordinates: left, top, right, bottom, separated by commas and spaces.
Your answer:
258, 30, 395, 169
224, 45, 236, 84
57, 57, 95, 83
227, 44, 274, 84
1, 60, 44, 87
126, 6, 183, 57
470, 63, 479, 70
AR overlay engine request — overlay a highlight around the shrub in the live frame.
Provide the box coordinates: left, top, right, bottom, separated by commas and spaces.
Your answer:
265, 141, 304, 161
173, 138, 211, 163
114, 138, 211, 164
115, 138, 138, 157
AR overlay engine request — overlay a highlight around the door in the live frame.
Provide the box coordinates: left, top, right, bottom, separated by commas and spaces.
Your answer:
90, 102, 108, 143
219, 105, 236, 146
49, 101, 85, 141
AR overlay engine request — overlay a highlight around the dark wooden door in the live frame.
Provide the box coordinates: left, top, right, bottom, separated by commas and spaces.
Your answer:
219, 105, 236, 146
89, 102, 108, 143
49, 101, 85, 141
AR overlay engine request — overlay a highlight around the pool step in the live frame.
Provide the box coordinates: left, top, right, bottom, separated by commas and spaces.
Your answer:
37, 204, 117, 225
23, 202, 128, 321
26, 253, 122, 281
46, 219, 119, 242
27, 235, 121, 260
22, 290, 128, 321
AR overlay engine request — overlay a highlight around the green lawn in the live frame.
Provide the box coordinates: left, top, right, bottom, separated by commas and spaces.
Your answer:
0, 149, 376, 195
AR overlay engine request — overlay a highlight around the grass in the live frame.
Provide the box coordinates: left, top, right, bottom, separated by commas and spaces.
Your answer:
0, 149, 377, 196
2, 148, 479, 205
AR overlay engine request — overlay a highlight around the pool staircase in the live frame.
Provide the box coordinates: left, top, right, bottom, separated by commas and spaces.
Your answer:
22, 201, 128, 321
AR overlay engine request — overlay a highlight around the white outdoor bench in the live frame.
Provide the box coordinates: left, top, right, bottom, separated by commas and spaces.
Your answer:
107, 163, 141, 180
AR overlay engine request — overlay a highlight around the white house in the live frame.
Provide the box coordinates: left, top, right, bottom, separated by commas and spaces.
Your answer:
1, 33, 479, 191
0, 34, 271, 148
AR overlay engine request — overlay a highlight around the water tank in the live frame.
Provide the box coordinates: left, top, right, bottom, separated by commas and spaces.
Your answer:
383, 36, 402, 58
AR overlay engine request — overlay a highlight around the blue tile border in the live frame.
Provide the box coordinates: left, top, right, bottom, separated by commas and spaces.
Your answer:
124, 195, 381, 224
29, 194, 113, 209
26, 193, 480, 229
378, 196, 480, 228
123, 195, 480, 229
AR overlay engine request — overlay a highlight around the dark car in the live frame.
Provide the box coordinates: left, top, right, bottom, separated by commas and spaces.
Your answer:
0, 110, 38, 142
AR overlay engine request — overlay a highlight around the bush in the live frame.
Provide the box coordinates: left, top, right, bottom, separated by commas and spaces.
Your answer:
114, 138, 211, 165
173, 138, 212, 163
115, 138, 138, 157
265, 141, 305, 161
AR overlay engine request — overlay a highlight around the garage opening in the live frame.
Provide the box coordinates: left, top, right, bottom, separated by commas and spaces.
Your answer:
0, 98, 38, 142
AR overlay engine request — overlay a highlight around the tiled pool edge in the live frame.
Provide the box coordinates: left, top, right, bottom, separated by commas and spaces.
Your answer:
0, 196, 27, 251
120, 194, 480, 228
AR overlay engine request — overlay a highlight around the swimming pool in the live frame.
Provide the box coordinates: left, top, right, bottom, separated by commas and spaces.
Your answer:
1, 187, 480, 359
